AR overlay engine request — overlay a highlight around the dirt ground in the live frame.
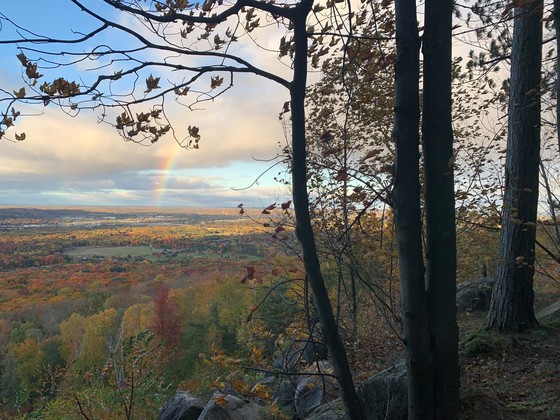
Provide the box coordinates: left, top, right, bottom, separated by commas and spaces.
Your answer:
458, 310, 560, 419
351, 285, 560, 419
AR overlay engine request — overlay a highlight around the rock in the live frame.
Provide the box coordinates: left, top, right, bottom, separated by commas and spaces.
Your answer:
456, 277, 494, 312
214, 382, 244, 400
536, 300, 560, 322
255, 375, 276, 387
157, 391, 204, 420
356, 362, 408, 420
302, 339, 329, 364
273, 345, 301, 372
273, 380, 296, 408
303, 322, 347, 364
306, 398, 347, 420
295, 377, 324, 419
198, 390, 261, 420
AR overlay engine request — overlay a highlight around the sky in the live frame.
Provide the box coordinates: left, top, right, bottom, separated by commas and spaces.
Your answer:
0, 1, 294, 208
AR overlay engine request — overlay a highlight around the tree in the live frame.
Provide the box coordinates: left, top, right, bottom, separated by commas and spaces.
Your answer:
0, 1, 364, 416
422, 0, 459, 417
150, 283, 182, 350
13, 338, 46, 407
393, 0, 458, 416
486, 0, 543, 331
301, 6, 396, 337
553, 0, 560, 152
59, 308, 118, 371
392, 0, 434, 416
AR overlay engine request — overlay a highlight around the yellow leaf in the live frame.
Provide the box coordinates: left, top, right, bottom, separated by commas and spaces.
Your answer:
251, 383, 271, 400
251, 346, 264, 362
215, 395, 229, 408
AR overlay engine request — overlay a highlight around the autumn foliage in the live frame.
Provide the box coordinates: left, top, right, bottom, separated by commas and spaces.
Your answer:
150, 283, 182, 349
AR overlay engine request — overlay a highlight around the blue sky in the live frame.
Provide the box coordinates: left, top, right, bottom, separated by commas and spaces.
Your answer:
0, 1, 292, 207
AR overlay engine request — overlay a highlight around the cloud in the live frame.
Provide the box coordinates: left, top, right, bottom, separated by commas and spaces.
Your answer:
0, 2, 295, 207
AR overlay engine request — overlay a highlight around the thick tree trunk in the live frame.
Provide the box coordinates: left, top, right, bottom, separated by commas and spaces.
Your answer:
555, 0, 560, 153
289, 2, 365, 418
422, 0, 459, 418
392, 0, 434, 418
486, 0, 543, 331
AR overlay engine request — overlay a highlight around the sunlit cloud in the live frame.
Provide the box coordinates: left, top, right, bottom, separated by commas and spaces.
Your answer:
0, 3, 296, 207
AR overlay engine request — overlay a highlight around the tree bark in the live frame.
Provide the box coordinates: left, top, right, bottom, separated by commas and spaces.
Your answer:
392, 0, 434, 417
422, 0, 459, 418
555, 0, 560, 153
290, 2, 365, 418
486, 0, 543, 331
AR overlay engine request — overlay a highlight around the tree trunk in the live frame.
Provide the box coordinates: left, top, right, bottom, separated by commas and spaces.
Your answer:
555, 0, 560, 153
392, 0, 434, 417
422, 0, 459, 418
486, 0, 543, 331
290, 2, 365, 418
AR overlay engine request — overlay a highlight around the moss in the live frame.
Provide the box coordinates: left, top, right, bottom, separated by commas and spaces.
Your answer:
460, 331, 502, 356
543, 319, 560, 330
530, 329, 549, 341
546, 405, 560, 419
530, 319, 560, 341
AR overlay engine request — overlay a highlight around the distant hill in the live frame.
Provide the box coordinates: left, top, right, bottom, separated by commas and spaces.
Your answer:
0, 207, 115, 220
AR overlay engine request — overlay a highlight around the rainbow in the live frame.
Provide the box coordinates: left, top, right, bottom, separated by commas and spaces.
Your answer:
154, 144, 183, 207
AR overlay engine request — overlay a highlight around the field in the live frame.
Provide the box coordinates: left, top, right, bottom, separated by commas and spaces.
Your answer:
63, 245, 159, 258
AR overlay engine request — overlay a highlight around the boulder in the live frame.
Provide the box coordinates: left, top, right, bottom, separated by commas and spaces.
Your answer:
214, 382, 244, 400
273, 344, 302, 373
198, 390, 261, 420
456, 277, 494, 312
356, 362, 407, 420
295, 377, 324, 419
302, 339, 329, 364
157, 391, 204, 420
274, 339, 328, 372
273, 380, 296, 409
306, 398, 347, 420
536, 300, 560, 323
